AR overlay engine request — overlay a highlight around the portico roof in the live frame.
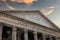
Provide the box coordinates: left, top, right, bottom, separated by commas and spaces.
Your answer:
0, 11, 60, 31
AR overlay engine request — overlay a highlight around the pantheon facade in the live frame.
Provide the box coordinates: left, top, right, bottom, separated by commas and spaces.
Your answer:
0, 11, 60, 40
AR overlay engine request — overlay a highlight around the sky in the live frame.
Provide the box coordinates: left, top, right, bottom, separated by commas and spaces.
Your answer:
0, 0, 60, 28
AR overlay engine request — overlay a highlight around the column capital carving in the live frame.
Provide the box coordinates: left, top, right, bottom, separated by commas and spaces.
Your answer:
24, 29, 28, 32
12, 27, 17, 32
33, 31, 37, 34
42, 33, 46, 36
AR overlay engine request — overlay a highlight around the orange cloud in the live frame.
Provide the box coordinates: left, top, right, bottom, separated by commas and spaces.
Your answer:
10, 0, 37, 5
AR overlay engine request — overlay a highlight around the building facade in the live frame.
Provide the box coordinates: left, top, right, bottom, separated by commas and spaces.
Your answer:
0, 11, 60, 40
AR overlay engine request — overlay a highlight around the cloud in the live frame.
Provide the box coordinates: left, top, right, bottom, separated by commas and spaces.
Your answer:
10, 0, 37, 5
6, 4, 15, 10
0, 0, 15, 11
41, 6, 55, 15
46, 9, 54, 15
49, 5, 55, 9
41, 9, 54, 15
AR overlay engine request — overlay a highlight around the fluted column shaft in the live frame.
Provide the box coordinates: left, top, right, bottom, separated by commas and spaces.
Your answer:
24, 29, 28, 40
49, 36, 52, 40
42, 33, 46, 40
12, 27, 17, 40
34, 32, 38, 40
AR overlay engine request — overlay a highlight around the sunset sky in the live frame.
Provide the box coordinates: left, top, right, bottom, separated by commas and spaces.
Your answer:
0, 0, 60, 28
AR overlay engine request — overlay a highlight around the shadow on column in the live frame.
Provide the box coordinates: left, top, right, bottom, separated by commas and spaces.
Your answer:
37, 33, 43, 40
17, 28, 24, 40
2, 26, 12, 40
28, 31, 34, 40
52, 36, 56, 40
21, 32, 24, 40
46, 35, 50, 40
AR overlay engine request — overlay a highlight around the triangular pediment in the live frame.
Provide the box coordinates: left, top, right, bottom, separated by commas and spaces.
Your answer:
0, 11, 59, 31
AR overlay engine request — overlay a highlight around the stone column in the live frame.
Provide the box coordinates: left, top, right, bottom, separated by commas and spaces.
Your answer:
12, 27, 17, 40
34, 31, 38, 40
24, 29, 28, 40
17, 30, 21, 40
42, 33, 46, 40
55, 37, 58, 40
49, 36, 52, 40
0, 25, 3, 40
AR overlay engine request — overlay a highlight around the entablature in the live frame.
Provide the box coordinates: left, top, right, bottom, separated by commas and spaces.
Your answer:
0, 13, 60, 37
